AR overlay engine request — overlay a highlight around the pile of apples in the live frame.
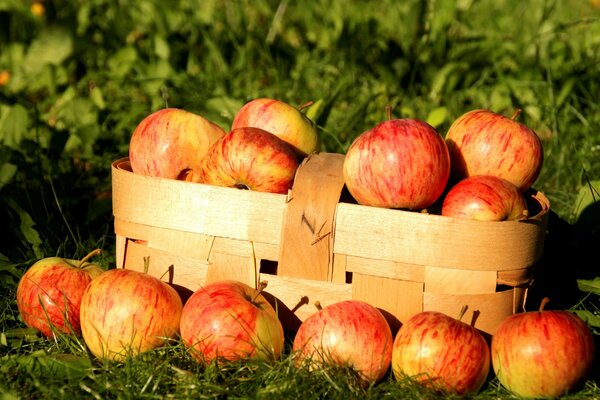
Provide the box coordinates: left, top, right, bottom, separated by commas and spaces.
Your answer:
14, 99, 595, 398
128, 98, 320, 194
128, 97, 544, 222
16, 255, 595, 398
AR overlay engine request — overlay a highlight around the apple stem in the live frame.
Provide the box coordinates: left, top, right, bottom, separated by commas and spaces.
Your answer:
457, 305, 468, 322
510, 108, 522, 121
159, 264, 175, 284
314, 301, 323, 311
143, 256, 150, 274
77, 248, 102, 269
539, 297, 550, 311
386, 105, 393, 121
297, 101, 314, 112
252, 280, 268, 303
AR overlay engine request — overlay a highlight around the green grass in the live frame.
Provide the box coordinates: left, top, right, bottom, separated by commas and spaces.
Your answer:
1, 0, 600, 398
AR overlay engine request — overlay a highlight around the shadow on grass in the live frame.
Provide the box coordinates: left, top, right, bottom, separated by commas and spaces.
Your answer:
526, 208, 599, 312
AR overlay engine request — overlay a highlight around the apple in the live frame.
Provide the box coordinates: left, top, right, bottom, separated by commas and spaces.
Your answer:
179, 280, 284, 364
445, 109, 544, 191
192, 127, 299, 194
292, 300, 393, 385
80, 268, 183, 361
491, 298, 595, 398
231, 97, 320, 158
441, 175, 528, 221
16, 249, 104, 337
129, 107, 225, 180
391, 310, 490, 396
343, 118, 450, 210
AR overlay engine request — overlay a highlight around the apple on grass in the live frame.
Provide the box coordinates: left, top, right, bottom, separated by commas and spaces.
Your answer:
129, 107, 225, 180
441, 175, 528, 221
491, 297, 595, 398
80, 268, 183, 362
292, 300, 393, 385
342, 118, 450, 210
179, 280, 284, 364
192, 127, 299, 194
231, 97, 320, 158
391, 310, 491, 396
16, 249, 104, 337
445, 108, 544, 191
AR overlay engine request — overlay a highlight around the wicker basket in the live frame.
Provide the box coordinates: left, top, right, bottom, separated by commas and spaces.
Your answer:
111, 152, 550, 335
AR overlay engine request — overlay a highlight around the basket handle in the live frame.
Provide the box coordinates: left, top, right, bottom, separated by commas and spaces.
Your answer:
277, 152, 346, 281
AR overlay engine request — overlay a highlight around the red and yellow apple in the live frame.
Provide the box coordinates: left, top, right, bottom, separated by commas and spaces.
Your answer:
179, 280, 284, 364
16, 249, 104, 337
231, 97, 320, 158
292, 300, 393, 385
193, 127, 299, 194
80, 268, 183, 361
129, 107, 225, 180
491, 298, 595, 398
343, 119, 450, 210
392, 311, 490, 396
445, 109, 544, 191
441, 175, 528, 221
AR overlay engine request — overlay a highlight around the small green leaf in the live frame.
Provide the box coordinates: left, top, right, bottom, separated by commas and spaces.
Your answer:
23, 27, 73, 74
0, 104, 29, 149
4, 198, 44, 258
426, 106, 448, 128
577, 277, 600, 295
572, 310, 600, 331
0, 162, 17, 190
573, 180, 600, 230
8, 352, 92, 380
154, 35, 170, 60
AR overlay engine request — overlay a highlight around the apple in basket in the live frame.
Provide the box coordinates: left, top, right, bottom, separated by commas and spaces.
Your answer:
292, 300, 393, 385
80, 268, 183, 361
445, 109, 544, 191
129, 107, 225, 180
343, 118, 450, 210
441, 175, 528, 221
179, 280, 285, 364
231, 97, 320, 158
192, 127, 299, 194
391, 310, 490, 396
16, 249, 104, 337
491, 297, 595, 398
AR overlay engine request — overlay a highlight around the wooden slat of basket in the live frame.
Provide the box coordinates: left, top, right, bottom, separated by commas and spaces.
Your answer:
334, 201, 547, 271
123, 239, 209, 290
352, 273, 424, 326
344, 256, 425, 282
424, 266, 497, 294
114, 219, 280, 261
260, 273, 352, 329
278, 152, 346, 281
205, 252, 258, 288
112, 158, 287, 245
423, 287, 527, 335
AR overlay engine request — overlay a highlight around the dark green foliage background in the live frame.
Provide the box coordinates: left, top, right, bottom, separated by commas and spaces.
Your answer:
1, 0, 600, 398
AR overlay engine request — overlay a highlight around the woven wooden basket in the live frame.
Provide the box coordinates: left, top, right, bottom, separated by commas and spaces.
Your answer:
111, 152, 550, 335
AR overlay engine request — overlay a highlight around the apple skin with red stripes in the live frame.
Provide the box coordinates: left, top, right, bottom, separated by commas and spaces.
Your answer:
194, 127, 299, 194
343, 119, 450, 210
441, 175, 528, 221
491, 307, 595, 398
445, 109, 544, 192
232, 97, 320, 158
292, 300, 393, 385
16, 250, 104, 337
80, 268, 183, 361
180, 280, 284, 364
391, 311, 490, 396
129, 108, 225, 180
